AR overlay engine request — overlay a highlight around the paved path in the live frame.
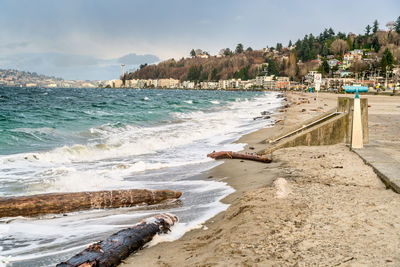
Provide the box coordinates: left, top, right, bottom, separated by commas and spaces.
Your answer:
354, 144, 400, 192
354, 98, 400, 193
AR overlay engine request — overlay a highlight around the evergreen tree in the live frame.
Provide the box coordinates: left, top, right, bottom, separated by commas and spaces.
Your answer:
395, 16, 400, 34
365, 25, 371, 36
321, 44, 329, 56
276, 43, 283, 52
380, 48, 395, 73
347, 36, 354, 50
266, 58, 279, 76
235, 43, 244, 53
233, 65, 251, 80
246, 47, 253, 52
223, 48, 233, 56
373, 19, 379, 33
371, 36, 380, 52
211, 68, 219, 81
288, 40, 292, 47
200, 71, 209, 82
337, 32, 346, 39
322, 60, 330, 74
187, 65, 202, 81
190, 49, 196, 57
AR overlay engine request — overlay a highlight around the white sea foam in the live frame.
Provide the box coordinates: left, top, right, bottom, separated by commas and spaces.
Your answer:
148, 183, 234, 247
0, 92, 282, 194
0, 92, 282, 266
184, 100, 193, 104
210, 100, 220, 104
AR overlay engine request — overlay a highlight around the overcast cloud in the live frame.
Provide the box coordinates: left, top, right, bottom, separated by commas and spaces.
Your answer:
0, 0, 399, 80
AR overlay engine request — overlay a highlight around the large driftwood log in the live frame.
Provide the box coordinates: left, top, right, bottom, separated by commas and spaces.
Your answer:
0, 189, 182, 218
207, 151, 272, 163
57, 213, 178, 267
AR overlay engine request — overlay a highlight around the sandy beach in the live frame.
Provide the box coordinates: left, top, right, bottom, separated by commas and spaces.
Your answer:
122, 92, 400, 267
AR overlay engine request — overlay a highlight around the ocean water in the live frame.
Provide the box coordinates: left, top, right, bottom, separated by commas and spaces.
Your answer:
0, 87, 282, 266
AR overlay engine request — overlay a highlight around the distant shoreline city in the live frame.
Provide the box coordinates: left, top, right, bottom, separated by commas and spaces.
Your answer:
0, 69, 99, 89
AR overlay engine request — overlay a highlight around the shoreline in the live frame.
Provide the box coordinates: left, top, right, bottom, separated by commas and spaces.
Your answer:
122, 92, 400, 266
121, 92, 339, 266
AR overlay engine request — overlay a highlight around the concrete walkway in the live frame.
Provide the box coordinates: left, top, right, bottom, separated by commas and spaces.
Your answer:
354, 144, 400, 192
353, 96, 400, 193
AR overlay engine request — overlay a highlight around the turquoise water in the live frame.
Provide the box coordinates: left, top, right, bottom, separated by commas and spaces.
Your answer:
0, 87, 266, 155
0, 87, 282, 266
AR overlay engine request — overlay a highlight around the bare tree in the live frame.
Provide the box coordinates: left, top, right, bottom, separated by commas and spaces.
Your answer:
376, 31, 389, 46
195, 49, 203, 56
386, 21, 396, 31
330, 39, 349, 56
350, 61, 368, 73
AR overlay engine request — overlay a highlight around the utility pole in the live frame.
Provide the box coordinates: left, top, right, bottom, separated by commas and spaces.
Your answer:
121, 64, 125, 77
121, 64, 126, 87
385, 65, 388, 89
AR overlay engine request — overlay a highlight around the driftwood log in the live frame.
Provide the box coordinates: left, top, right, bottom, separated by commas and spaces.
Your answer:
207, 151, 272, 163
57, 213, 178, 267
0, 189, 182, 218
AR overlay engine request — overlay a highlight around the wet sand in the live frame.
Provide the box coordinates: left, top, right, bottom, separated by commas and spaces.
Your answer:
122, 92, 400, 266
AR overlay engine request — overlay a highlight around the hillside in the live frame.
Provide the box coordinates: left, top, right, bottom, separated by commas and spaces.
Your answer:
125, 17, 400, 82
125, 50, 267, 81
0, 69, 98, 88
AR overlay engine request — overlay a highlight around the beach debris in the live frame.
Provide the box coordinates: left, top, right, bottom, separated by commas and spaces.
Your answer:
297, 98, 310, 104
253, 116, 264, 120
273, 178, 291, 199
310, 108, 323, 112
276, 93, 285, 98
57, 213, 178, 267
253, 111, 271, 120
0, 189, 182, 218
207, 151, 272, 163
249, 146, 255, 150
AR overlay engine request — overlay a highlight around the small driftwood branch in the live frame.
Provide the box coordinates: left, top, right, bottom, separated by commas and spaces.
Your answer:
57, 213, 178, 267
207, 151, 272, 163
0, 189, 182, 218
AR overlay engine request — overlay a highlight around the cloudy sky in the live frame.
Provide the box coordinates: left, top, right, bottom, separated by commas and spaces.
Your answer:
0, 0, 399, 80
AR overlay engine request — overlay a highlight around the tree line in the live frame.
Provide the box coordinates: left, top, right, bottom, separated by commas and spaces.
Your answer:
127, 16, 400, 82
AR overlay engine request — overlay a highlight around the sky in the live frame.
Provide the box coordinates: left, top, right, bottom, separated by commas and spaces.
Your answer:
0, 0, 399, 80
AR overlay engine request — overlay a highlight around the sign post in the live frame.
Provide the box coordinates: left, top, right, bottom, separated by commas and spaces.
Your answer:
314, 73, 321, 104
351, 87, 363, 149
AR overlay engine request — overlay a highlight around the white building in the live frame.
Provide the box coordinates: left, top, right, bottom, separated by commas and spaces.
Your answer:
328, 59, 339, 68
